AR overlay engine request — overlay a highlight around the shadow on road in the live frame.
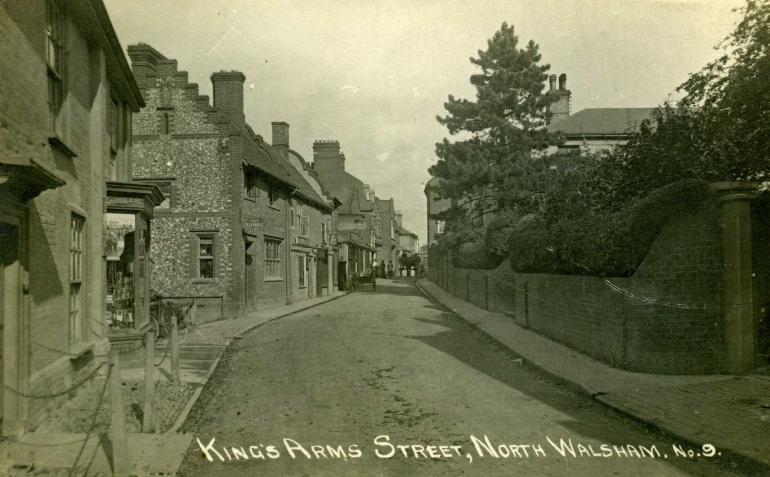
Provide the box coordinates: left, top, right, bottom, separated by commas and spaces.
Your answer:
396, 281, 750, 477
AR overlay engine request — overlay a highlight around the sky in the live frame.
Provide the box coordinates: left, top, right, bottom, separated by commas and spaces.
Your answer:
104, 0, 744, 241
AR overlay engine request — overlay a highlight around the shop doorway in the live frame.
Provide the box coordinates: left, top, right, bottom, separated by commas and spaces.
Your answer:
0, 221, 20, 429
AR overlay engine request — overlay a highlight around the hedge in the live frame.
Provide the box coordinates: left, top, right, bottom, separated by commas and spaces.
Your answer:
509, 179, 710, 277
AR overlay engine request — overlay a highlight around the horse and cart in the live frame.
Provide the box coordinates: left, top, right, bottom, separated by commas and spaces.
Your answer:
351, 268, 376, 292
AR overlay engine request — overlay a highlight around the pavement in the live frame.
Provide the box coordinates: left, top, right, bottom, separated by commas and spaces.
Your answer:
417, 278, 770, 470
0, 291, 346, 476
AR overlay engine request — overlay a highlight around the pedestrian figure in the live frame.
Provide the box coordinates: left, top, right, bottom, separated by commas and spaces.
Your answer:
388, 261, 394, 279
379, 260, 386, 278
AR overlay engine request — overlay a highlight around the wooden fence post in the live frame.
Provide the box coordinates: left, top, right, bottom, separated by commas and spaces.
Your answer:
143, 329, 156, 433
171, 312, 180, 383
110, 350, 130, 476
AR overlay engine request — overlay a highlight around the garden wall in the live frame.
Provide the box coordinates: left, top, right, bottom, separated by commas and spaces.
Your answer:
430, 199, 728, 375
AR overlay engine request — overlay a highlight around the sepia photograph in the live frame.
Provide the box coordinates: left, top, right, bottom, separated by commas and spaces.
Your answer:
1, 0, 769, 475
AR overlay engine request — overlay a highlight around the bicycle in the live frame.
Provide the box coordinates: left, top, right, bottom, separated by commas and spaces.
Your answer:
149, 297, 193, 342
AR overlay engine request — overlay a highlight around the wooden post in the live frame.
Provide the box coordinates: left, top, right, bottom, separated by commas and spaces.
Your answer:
110, 350, 130, 476
171, 312, 180, 383
143, 329, 155, 433
190, 299, 196, 325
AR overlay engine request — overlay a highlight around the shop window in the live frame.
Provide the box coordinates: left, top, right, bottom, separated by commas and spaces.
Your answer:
298, 254, 306, 288
69, 214, 84, 344
46, 0, 64, 135
198, 236, 214, 279
105, 213, 136, 330
264, 238, 281, 279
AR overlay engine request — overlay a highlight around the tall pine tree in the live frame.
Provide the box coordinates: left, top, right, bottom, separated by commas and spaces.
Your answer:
428, 23, 557, 257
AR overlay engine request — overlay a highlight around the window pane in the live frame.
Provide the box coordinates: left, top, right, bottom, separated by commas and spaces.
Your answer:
199, 239, 213, 257
199, 258, 213, 278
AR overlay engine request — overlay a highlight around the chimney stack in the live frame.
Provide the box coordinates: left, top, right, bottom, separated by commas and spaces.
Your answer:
211, 71, 246, 130
395, 212, 403, 228
546, 72, 571, 126
312, 140, 345, 171
272, 122, 289, 158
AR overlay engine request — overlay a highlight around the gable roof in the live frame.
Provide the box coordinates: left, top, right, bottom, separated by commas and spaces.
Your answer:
313, 167, 374, 213
242, 126, 331, 211
546, 108, 654, 136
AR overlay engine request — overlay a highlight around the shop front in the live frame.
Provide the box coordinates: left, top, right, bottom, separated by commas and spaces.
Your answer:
105, 182, 163, 351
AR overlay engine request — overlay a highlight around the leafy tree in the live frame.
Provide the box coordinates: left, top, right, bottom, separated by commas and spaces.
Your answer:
586, 0, 770, 206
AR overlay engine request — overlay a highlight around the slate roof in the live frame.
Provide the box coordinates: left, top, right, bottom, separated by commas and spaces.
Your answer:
546, 108, 655, 136
313, 168, 374, 213
242, 126, 331, 211
399, 226, 418, 238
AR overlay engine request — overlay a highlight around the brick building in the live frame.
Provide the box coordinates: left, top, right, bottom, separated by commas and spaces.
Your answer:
311, 141, 382, 289
376, 198, 400, 276
279, 126, 339, 300
127, 45, 334, 321
0, 0, 161, 434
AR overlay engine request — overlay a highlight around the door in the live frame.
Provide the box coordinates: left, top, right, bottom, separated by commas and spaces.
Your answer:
0, 221, 20, 429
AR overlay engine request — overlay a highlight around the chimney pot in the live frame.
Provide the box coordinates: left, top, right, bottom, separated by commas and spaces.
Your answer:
549, 74, 557, 91
559, 73, 567, 91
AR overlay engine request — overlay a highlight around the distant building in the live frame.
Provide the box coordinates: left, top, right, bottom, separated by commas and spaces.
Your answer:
424, 176, 452, 247
545, 73, 654, 153
376, 198, 400, 273
0, 0, 162, 434
128, 45, 334, 321
311, 140, 382, 289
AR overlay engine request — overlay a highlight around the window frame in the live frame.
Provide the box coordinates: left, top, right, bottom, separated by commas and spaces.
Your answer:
268, 181, 277, 207
243, 169, 258, 199
297, 254, 306, 288
69, 213, 85, 345
264, 238, 282, 280
46, 0, 64, 135
197, 234, 215, 280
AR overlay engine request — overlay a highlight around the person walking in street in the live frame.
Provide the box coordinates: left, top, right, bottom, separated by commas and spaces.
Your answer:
388, 261, 394, 279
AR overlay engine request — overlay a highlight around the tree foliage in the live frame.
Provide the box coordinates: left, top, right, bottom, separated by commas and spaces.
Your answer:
589, 0, 770, 206
428, 23, 558, 264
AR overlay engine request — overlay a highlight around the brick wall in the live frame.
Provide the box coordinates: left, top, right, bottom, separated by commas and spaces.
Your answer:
430, 199, 728, 375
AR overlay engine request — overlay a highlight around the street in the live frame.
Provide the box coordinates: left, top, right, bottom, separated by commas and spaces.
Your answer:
179, 279, 741, 477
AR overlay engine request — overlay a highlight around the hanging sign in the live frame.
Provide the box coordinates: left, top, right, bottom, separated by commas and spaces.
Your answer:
338, 220, 367, 231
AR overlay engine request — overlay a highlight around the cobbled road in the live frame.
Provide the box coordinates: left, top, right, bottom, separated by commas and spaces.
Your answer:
179, 279, 743, 476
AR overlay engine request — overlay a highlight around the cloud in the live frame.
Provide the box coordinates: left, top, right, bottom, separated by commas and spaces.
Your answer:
339, 84, 360, 93
376, 152, 390, 162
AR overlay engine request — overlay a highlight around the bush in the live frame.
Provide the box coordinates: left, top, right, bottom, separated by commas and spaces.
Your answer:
509, 179, 709, 277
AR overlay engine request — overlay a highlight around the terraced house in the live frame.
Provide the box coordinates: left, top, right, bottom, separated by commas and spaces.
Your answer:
312, 140, 382, 289
0, 0, 162, 434
127, 44, 335, 322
